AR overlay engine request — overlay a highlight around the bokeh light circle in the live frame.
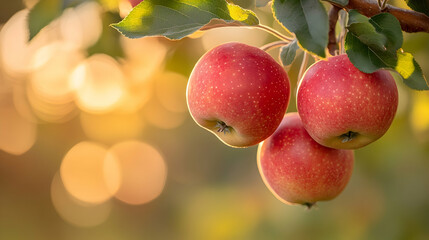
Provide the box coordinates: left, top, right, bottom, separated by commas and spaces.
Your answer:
107, 141, 167, 205
51, 172, 112, 228
0, 94, 37, 155
69, 54, 125, 113
60, 141, 121, 204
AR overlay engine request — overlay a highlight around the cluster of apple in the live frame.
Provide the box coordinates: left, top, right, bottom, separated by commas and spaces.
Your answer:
186, 42, 398, 207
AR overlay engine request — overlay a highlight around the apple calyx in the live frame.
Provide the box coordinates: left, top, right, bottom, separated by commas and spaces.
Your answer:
303, 202, 315, 209
215, 121, 231, 134
340, 131, 359, 143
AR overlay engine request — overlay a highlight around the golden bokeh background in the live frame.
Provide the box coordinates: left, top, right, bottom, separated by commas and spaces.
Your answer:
1, 0, 429, 239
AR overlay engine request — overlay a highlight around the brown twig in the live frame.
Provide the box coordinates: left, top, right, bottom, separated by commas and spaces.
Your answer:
328, 5, 341, 56
330, 0, 429, 33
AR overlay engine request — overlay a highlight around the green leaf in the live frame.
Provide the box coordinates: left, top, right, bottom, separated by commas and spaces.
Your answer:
405, 0, 429, 16
345, 10, 428, 90
28, 0, 62, 40
396, 51, 429, 90
256, 0, 271, 7
111, 0, 259, 40
369, 12, 403, 51
279, 39, 299, 66
28, 0, 88, 40
323, 0, 348, 6
347, 10, 387, 51
345, 32, 396, 73
272, 0, 328, 58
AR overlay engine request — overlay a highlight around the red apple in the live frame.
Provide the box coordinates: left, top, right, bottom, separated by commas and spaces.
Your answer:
257, 112, 354, 207
128, 0, 143, 7
297, 54, 398, 149
186, 42, 290, 147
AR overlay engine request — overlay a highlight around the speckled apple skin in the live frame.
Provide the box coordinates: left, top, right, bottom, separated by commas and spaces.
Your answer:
257, 113, 354, 206
187, 42, 290, 147
297, 54, 398, 149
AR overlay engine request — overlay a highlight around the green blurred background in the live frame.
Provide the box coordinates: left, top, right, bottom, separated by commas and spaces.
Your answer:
1, 0, 429, 239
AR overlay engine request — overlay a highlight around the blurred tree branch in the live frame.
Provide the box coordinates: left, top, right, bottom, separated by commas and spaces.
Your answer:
328, 5, 341, 55
330, 0, 429, 33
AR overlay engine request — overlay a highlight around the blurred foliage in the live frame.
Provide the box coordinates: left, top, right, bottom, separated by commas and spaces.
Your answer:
0, 0, 429, 240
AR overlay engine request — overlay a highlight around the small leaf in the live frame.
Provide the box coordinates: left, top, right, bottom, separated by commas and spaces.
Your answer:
272, 0, 328, 58
405, 0, 429, 16
256, 0, 271, 7
111, 0, 259, 40
323, 0, 349, 6
227, 4, 259, 25
279, 40, 299, 66
369, 12, 403, 51
396, 51, 429, 90
28, 0, 62, 40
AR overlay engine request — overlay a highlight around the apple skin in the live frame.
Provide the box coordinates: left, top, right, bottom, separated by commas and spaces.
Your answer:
297, 54, 398, 149
128, 0, 143, 7
186, 42, 290, 147
257, 112, 354, 207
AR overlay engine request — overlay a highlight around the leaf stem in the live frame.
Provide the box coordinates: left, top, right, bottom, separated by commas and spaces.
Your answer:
200, 22, 294, 42
255, 24, 294, 42
260, 41, 289, 52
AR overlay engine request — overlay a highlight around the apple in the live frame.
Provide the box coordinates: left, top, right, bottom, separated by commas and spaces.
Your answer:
257, 112, 354, 207
297, 54, 398, 149
128, 0, 143, 7
186, 42, 291, 147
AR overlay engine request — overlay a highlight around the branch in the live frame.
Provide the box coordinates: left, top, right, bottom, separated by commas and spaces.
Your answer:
328, 5, 341, 55
331, 0, 429, 33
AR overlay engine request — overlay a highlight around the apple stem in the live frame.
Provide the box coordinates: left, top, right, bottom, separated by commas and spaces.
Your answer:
216, 121, 231, 134
341, 131, 358, 143
255, 24, 294, 42
303, 202, 315, 209
260, 41, 289, 52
